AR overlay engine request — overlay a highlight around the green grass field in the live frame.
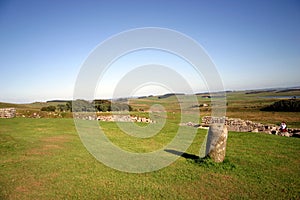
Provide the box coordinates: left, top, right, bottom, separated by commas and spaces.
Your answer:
1, 90, 300, 199
1, 118, 299, 199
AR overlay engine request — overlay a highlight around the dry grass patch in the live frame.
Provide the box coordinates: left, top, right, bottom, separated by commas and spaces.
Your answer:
26, 135, 71, 156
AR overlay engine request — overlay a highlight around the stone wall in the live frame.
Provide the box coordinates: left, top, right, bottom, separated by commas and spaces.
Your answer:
201, 116, 274, 133
73, 113, 154, 123
201, 116, 270, 132
0, 108, 16, 118
198, 116, 300, 138
97, 115, 154, 123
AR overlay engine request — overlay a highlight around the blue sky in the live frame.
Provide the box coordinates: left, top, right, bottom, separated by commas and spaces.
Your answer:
0, 0, 299, 103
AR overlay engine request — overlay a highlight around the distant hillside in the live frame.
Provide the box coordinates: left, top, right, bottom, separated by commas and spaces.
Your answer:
245, 90, 276, 94
0, 102, 19, 108
245, 87, 300, 95
158, 93, 185, 99
46, 100, 71, 103
260, 99, 300, 112
276, 89, 300, 93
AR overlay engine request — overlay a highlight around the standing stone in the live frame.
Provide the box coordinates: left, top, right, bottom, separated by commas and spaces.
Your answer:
205, 123, 228, 163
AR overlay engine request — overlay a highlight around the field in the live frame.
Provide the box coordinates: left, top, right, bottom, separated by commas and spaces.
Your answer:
130, 90, 300, 127
1, 90, 300, 199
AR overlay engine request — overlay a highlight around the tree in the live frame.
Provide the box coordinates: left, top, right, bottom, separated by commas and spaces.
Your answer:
260, 99, 300, 112
66, 101, 72, 112
57, 104, 68, 112
93, 100, 111, 112
41, 105, 56, 112
72, 100, 95, 112
111, 103, 132, 111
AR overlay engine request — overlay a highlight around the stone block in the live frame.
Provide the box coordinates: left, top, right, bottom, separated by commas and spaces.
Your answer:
205, 124, 228, 163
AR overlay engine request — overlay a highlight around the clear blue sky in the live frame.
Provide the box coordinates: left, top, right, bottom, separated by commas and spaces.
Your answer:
0, 0, 299, 103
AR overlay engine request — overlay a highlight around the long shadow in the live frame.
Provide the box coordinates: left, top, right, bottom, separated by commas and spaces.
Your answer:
164, 149, 199, 160
165, 149, 236, 170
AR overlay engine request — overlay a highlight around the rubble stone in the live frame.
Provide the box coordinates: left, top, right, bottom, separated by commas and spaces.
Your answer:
0, 108, 16, 118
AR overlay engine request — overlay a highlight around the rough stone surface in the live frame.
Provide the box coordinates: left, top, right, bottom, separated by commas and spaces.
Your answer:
200, 116, 300, 138
206, 124, 228, 163
73, 113, 154, 123
0, 108, 16, 118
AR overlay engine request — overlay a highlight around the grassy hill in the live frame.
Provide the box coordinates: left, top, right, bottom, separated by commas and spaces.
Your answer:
129, 89, 300, 127
0, 118, 299, 199
1, 89, 300, 199
1, 89, 300, 126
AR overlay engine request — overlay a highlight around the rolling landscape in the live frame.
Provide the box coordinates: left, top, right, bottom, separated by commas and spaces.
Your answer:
1, 1, 299, 199
1, 88, 300, 199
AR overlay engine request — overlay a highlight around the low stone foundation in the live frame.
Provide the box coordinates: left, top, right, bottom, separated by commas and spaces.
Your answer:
73, 113, 154, 123
97, 115, 154, 123
0, 108, 16, 118
181, 116, 300, 138
201, 116, 274, 133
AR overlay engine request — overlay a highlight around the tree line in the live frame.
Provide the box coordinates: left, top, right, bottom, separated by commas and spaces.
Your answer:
41, 99, 132, 112
260, 99, 300, 112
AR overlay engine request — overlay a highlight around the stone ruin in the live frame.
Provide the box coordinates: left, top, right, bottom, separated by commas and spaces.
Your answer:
200, 116, 300, 138
181, 116, 300, 138
201, 116, 270, 132
97, 115, 154, 123
73, 113, 154, 123
0, 108, 16, 118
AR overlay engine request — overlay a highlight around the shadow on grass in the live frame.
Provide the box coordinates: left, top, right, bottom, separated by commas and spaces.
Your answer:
164, 149, 236, 171
164, 149, 200, 160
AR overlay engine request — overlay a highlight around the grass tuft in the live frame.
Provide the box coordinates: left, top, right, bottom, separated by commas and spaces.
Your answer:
188, 157, 237, 171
